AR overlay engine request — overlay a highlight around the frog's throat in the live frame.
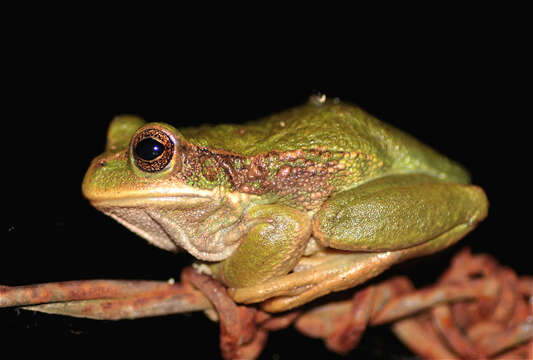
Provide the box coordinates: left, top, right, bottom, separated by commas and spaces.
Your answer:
91, 194, 251, 262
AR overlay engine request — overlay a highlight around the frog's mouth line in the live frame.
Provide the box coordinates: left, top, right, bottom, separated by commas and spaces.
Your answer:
91, 195, 212, 209
83, 180, 224, 207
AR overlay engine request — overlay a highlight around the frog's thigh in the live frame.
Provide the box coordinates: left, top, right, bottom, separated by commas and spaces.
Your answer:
218, 204, 312, 288
313, 174, 489, 251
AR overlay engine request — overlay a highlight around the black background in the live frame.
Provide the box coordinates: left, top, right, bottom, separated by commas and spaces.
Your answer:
2, 21, 530, 359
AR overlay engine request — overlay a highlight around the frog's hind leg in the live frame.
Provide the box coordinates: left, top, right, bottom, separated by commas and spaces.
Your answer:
231, 174, 488, 312
312, 174, 488, 253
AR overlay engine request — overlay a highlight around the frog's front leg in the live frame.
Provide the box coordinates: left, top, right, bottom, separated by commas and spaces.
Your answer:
232, 174, 489, 312
212, 204, 312, 288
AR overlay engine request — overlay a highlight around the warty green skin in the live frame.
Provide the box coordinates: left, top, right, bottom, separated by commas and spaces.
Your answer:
82, 99, 488, 291
180, 101, 470, 190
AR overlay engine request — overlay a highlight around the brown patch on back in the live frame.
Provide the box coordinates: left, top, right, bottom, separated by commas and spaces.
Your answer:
180, 143, 347, 210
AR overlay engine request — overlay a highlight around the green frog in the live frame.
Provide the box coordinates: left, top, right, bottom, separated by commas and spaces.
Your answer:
82, 96, 488, 312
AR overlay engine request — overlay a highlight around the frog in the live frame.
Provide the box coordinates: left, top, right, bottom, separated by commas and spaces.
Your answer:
82, 96, 488, 313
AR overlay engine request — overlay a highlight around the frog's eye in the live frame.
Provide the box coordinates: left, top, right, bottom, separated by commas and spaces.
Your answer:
132, 128, 175, 172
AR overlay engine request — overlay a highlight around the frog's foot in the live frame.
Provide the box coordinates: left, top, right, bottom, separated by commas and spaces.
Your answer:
230, 249, 405, 312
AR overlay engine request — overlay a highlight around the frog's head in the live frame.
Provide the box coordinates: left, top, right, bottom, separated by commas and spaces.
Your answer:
82, 116, 248, 261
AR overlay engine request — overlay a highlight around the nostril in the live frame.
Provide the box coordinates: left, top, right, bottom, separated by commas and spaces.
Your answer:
98, 160, 107, 167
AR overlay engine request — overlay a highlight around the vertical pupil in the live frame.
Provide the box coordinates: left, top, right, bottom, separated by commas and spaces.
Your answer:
136, 138, 165, 160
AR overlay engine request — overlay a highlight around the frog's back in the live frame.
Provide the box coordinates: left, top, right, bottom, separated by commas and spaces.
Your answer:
180, 100, 470, 185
